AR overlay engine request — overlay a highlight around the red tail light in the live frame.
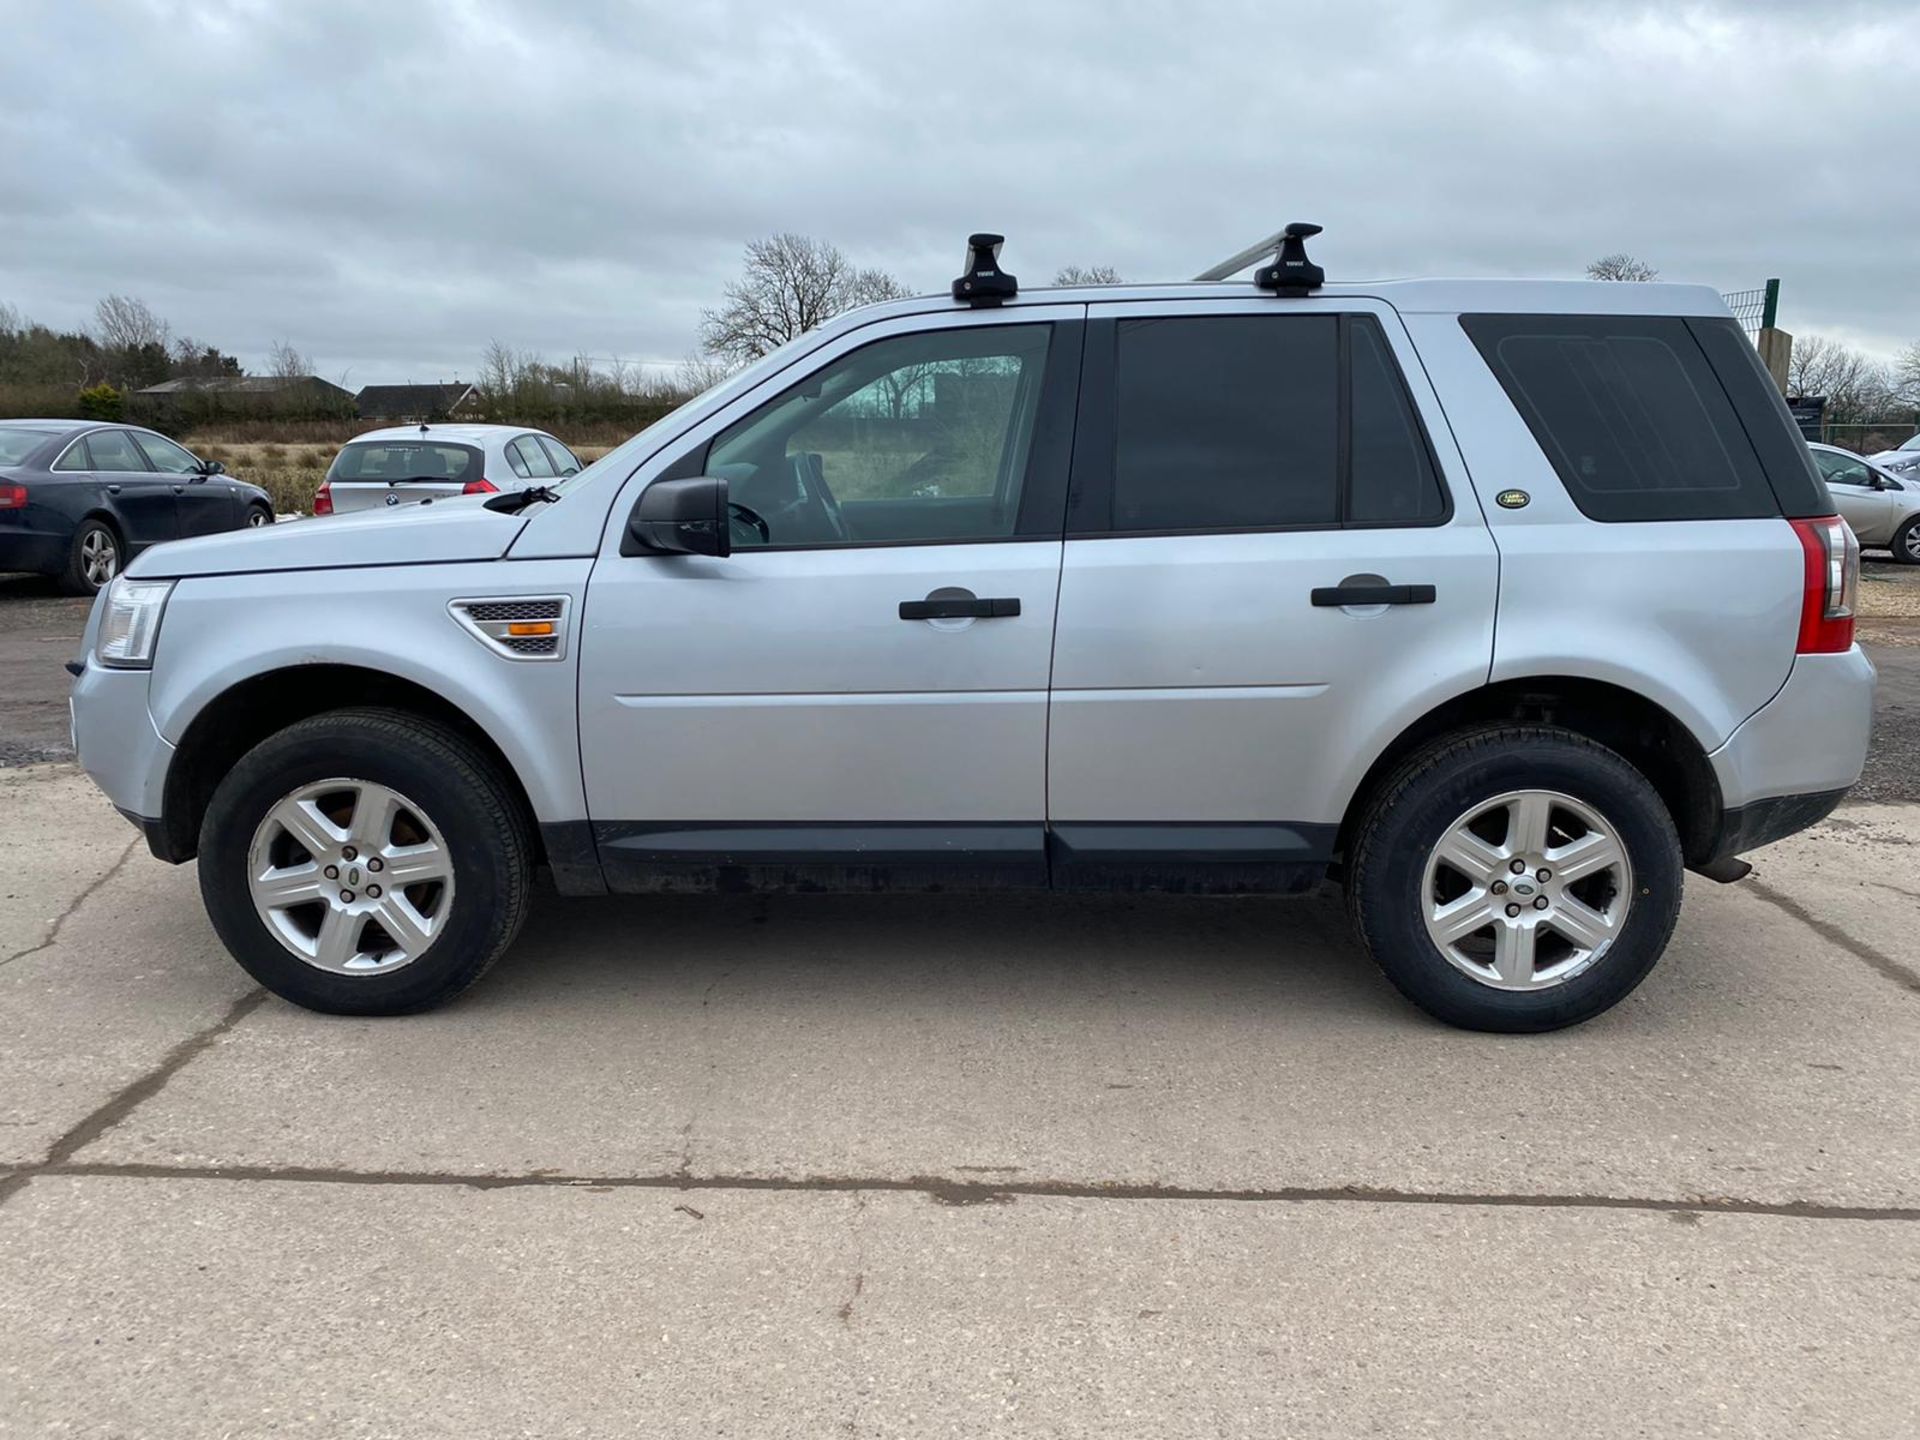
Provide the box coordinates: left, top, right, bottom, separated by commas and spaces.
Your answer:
312, 482, 333, 516
1791, 515, 1858, 654
0, 482, 27, 511
462, 478, 500, 495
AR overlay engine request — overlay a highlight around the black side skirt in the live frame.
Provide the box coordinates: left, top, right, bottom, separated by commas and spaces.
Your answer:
548, 820, 1337, 897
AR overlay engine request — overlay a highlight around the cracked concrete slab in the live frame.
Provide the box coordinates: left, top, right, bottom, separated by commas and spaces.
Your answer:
2, 1176, 1916, 1438
1744, 805, 1920, 993
69, 853, 1920, 1208
0, 765, 133, 966
0, 773, 256, 1167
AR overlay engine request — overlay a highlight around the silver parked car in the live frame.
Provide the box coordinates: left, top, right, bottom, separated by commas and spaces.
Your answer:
68, 230, 1873, 1032
1809, 442, 1920, 562
313, 424, 581, 515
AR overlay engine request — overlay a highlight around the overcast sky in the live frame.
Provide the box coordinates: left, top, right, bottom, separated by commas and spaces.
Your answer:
2, 0, 1914, 386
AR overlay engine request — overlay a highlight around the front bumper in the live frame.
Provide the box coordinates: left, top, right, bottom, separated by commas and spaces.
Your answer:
70, 660, 174, 833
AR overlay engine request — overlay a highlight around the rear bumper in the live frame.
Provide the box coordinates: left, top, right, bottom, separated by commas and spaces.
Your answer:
1699, 645, 1874, 863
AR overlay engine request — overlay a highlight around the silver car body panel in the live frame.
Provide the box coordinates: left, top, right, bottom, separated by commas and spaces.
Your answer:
1709, 648, 1875, 805
124, 494, 527, 578
145, 558, 593, 822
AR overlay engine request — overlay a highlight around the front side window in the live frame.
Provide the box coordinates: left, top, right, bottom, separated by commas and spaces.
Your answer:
82, 430, 149, 472
133, 431, 202, 474
706, 324, 1053, 547
1814, 451, 1873, 488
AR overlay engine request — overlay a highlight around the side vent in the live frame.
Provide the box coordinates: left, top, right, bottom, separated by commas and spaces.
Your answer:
449, 596, 570, 661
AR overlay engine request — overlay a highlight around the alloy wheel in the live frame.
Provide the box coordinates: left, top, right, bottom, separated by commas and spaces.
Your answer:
246, 778, 455, 975
81, 528, 118, 588
1421, 789, 1633, 991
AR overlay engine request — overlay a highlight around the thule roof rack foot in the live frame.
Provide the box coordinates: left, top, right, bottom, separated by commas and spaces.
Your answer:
953, 233, 1018, 306
1254, 222, 1325, 297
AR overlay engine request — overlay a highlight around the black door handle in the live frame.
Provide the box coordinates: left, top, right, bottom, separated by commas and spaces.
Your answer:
899, 596, 1021, 620
1310, 583, 1437, 607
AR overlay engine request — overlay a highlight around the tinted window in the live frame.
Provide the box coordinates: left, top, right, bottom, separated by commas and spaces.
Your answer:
1110, 315, 1338, 530
51, 439, 89, 472
510, 437, 556, 479
538, 436, 581, 475
328, 442, 480, 483
84, 430, 149, 472
1349, 318, 1446, 523
1463, 315, 1781, 522
706, 324, 1053, 547
133, 432, 201, 474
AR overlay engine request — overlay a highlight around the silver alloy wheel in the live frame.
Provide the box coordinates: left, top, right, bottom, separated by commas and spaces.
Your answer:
1421, 789, 1633, 992
246, 778, 456, 975
247, 507, 270, 527
1905, 523, 1920, 561
80, 527, 118, 588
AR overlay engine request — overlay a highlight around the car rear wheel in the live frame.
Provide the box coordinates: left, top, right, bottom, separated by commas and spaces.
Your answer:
1347, 725, 1682, 1032
198, 707, 531, 1014
63, 518, 120, 594
1892, 514, 1920, 565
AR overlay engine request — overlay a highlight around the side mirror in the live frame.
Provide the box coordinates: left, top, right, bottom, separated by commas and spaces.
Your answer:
624, 475, 730, 558
200, 459, 226, 476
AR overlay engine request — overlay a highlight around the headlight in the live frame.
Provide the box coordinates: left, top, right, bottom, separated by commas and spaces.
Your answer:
94, 576, 175, 669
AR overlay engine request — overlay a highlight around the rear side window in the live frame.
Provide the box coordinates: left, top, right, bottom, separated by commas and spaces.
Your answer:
1349, 318, 1447, 524
1111, 314, 1339, 529
509, 437, 557, 479
83, 430, 150, 472
1463, 314, 1789, 522
327, 442, 481, 483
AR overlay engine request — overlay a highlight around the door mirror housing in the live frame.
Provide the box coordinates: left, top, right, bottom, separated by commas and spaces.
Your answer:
624, 475, 731, 557
198, 459, 226, 476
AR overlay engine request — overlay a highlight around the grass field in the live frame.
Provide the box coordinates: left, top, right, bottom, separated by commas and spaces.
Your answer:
194, 439, 619, 515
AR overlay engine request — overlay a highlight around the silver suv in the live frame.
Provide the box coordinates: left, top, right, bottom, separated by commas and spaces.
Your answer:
68, 232, 1874, 1031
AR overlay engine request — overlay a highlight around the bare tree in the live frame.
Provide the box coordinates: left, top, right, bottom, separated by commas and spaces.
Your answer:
1053, 264, 1122, 286
266, 339, 312, 379
1585, 254, 1659, 283
700, 235, 908, 364
92, 294, 169, 350
1897, 340, 1920, 407
0, 301, 21, 337
1788, 335, 1899, 425
674, 351, 738, 396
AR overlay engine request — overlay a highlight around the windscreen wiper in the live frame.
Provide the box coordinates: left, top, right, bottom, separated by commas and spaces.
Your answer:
482, 485, 562, 514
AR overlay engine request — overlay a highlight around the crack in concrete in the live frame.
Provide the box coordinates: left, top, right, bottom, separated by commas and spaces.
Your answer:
0, 988, 270, 1212
0, 835, 139, 971
11, 1158, 1918, 1223
1745, 879, 1920, 996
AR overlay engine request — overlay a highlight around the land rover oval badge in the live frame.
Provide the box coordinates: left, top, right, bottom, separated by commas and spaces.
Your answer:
1496, 489, 1530, 509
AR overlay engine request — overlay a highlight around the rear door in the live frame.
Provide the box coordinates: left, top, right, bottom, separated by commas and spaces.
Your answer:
133, 430, 237, 537
1046, 298, 1497, 887
577, 308, 1083, 890
60, 429, 179, 549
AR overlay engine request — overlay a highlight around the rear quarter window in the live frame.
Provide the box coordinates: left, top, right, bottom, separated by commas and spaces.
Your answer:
1461, 314, 1813, 522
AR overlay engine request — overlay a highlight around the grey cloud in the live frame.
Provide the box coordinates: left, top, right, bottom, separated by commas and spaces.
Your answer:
2, 0, 1914, 382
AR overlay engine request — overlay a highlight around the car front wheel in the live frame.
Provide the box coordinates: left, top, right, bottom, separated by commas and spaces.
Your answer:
198, 707, 531, 1014
1347, 725, 1683, 1032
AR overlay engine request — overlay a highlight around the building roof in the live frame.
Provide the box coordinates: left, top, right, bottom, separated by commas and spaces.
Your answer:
135, 375, 352, 397
354, 383, 475, 415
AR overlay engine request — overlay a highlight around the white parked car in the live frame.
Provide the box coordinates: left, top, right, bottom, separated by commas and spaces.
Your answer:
68, 229, 1873, 1032
313, 424, 582, 515
1866, 432, 1920, 483
1809, 442, 1920, 562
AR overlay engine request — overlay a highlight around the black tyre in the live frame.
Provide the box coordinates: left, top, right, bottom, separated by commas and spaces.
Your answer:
1347, 725, 1682, 1033
245, 503, 274, 528
62, 517, 121, 594
1892, 514, 1920, 565
198, 707, 532, 1015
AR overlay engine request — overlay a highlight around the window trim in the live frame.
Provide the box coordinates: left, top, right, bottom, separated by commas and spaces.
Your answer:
689, 319, 1085, 553
1062, 311, 1453, 542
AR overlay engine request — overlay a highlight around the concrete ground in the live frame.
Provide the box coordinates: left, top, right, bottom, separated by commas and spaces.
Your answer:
1, 760, 1917, 1436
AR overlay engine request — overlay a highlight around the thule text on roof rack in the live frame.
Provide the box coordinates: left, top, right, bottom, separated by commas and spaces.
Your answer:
1194, 221, 1325, 295
952, 233, 1018, 306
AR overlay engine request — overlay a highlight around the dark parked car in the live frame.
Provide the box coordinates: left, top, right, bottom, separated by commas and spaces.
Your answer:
0, 420, 274, 592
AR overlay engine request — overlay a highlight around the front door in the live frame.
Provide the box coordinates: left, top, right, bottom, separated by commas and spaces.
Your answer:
133, 430, 237, 537
1045, 298, 1498, 887
578, 310, 1084, 891
1812, 448, 1898, 545
63, 429, 178, 550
